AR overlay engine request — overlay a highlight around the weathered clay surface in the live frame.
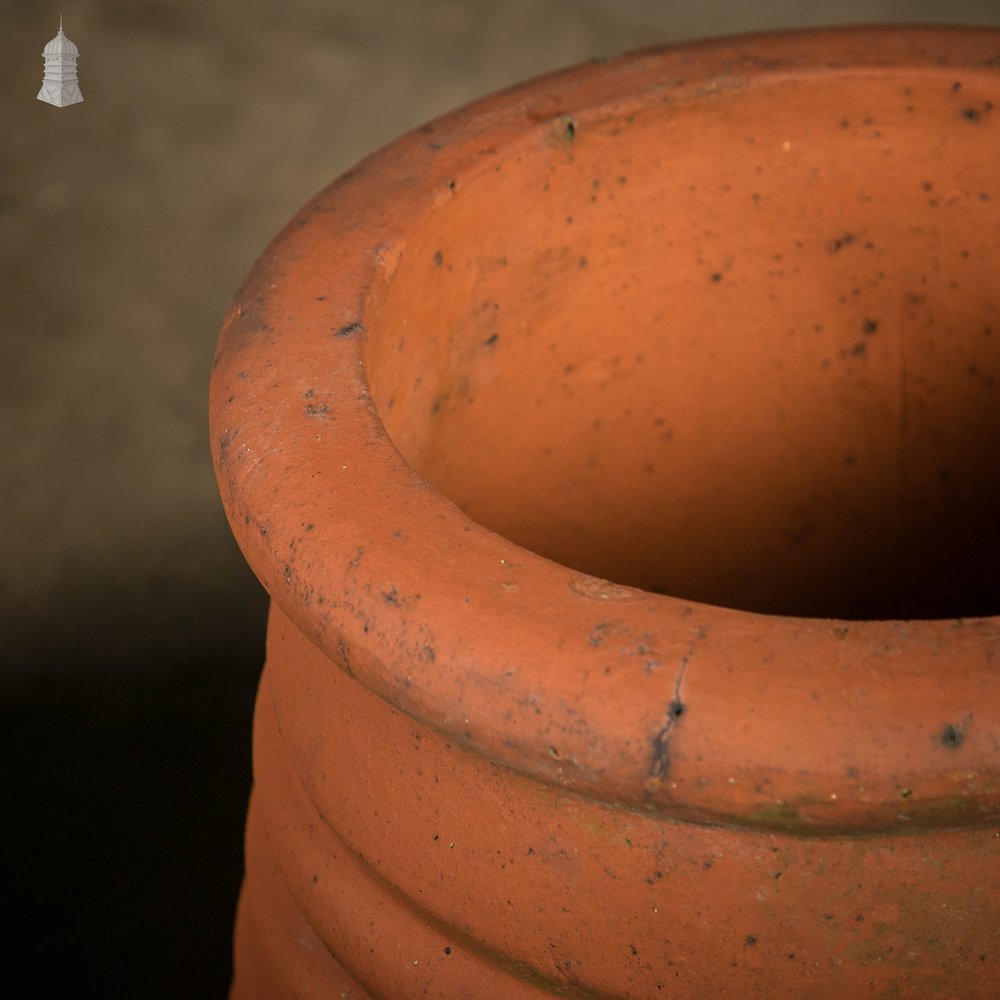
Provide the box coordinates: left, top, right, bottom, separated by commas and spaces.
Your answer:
212, 26, 1000, 998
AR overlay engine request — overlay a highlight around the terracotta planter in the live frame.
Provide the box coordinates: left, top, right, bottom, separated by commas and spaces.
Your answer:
212, 26, 1000, 998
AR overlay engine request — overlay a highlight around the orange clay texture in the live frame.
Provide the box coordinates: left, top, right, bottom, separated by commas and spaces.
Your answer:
212, 27, 1000, 999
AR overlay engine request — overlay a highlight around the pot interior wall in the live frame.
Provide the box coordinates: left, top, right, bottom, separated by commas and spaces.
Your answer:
368, 68, 1000, 620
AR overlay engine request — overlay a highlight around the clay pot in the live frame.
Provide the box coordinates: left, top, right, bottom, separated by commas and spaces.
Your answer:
212, 26, 1000, 998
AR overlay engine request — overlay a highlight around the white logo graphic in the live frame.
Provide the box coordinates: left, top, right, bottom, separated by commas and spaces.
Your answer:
38, 16, 83, 108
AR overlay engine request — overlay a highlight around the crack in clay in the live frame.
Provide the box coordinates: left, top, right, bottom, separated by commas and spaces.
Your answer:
648, 644, 693, 780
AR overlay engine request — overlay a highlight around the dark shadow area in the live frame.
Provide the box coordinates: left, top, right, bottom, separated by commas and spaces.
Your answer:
1, 560, 267, 997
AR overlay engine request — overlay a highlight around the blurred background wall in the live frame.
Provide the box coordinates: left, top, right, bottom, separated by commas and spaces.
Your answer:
2, 1, 998, 995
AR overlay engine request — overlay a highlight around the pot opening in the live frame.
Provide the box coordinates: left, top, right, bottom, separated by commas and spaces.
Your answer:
368, 69, 1000, 620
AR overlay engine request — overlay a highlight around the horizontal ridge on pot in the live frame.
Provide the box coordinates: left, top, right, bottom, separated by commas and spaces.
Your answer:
212, 25, 1000, 998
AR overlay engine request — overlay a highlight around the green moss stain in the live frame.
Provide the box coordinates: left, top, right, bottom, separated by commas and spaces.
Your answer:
748, 803, 804, 828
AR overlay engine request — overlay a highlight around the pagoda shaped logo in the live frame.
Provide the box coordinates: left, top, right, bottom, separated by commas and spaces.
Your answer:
38, 16, 84, 108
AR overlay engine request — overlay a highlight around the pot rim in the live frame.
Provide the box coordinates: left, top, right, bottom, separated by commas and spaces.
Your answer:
211, 24, 1000, 834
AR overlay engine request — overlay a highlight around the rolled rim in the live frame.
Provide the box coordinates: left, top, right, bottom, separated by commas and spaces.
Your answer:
211, 25, 1000, 834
